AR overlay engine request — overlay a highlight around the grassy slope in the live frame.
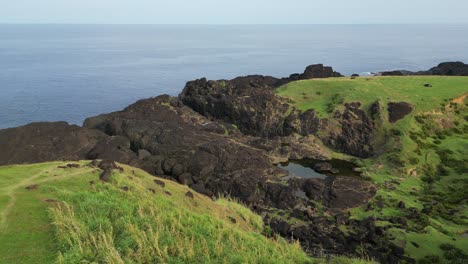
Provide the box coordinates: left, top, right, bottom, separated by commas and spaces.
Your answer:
0, 161, 371, 264
276, 76, 468, 263
276, 76, 468, 118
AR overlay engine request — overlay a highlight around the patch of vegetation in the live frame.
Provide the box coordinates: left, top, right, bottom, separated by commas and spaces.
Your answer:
276, 76, 468, 118
0, 161, 372, 264
327, 93, 345, 113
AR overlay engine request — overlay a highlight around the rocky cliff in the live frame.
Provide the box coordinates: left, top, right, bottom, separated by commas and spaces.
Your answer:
2, 62, 463, 263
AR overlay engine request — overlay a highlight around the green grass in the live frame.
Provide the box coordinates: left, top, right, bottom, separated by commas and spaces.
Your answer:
0, 161, 373, 264
276, 76, 468, 118
277, 76, 468, 263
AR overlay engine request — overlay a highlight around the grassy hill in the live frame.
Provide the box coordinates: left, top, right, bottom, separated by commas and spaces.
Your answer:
0, 161, 372, 264
276, 76, 468, 263
276, 76, 468, 118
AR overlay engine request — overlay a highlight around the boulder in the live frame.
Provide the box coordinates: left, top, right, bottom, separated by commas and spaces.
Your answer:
313, 162, 333, 172
87, 136, 136, 163
138, 149, 152, 159
300, 64, 343, 79
388, 102, 413, 123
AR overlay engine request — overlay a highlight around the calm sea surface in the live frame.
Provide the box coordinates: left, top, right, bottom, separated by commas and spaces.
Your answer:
1, 24, 467, 128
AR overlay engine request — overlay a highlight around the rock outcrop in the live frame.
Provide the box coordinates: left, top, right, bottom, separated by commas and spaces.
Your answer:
320, 102, 385, 158
181, 81, 322, 138
388, 102, 413, 123
424, 61, 468, 76
83, 95, 277, 201
179, 64, 339, 138
181, 73, 385, 158
0, 122, 107, 165
380, 61, 468, 76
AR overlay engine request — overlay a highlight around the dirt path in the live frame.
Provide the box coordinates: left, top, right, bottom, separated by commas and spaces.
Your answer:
451, 93, 468, 104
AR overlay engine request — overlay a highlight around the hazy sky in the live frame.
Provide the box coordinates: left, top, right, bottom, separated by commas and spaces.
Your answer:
1, 0, 467, 24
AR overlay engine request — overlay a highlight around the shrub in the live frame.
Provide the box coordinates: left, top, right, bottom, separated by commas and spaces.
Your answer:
421, 175, 434, 184
390, 128, 402, 136
439, 243, 468, 263
409, 132, 418, 141
327, 93, 345, 113
436, 164, 450, 176
415, 115, 427, 124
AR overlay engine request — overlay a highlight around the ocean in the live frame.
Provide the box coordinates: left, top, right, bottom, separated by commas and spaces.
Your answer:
1, 24, 467, 129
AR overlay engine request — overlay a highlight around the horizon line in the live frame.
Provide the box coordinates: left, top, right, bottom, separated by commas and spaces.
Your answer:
1, 22, 468, 26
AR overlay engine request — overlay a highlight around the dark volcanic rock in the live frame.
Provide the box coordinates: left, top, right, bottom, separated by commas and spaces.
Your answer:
87, 136, 137, 163
321, 101, 385, 158
98, 160, 120, 182
300, 64, 343, 79
381, 61, 468, 76
381, 70, 404, 76
180, 76, 296, 137
83, 95, 283, 205
313, 162, 333, 172
302, 176, 377, 211
179, 64, 339, 138
0, 122, 107, 166
99, 169, 112, 182
137, 149, 152, 160
185, 191, 194, 199
425, 61, 468, 76
388, 102, 413, 123
154, 179, 166, 188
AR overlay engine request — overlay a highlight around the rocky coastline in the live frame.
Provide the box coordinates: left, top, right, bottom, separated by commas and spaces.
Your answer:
1, 62, 467, 263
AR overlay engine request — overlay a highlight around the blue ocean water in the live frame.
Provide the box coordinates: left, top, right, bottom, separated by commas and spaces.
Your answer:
1, 24, 467, 129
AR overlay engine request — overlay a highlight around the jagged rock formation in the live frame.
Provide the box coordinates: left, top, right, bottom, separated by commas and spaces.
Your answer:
180, 66, 385, 158
320, 102, 385, 158
179, 64, 340, 138
180, 76, 322, 138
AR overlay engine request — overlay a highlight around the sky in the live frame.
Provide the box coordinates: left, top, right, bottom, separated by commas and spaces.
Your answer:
1, 0, 468, 24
